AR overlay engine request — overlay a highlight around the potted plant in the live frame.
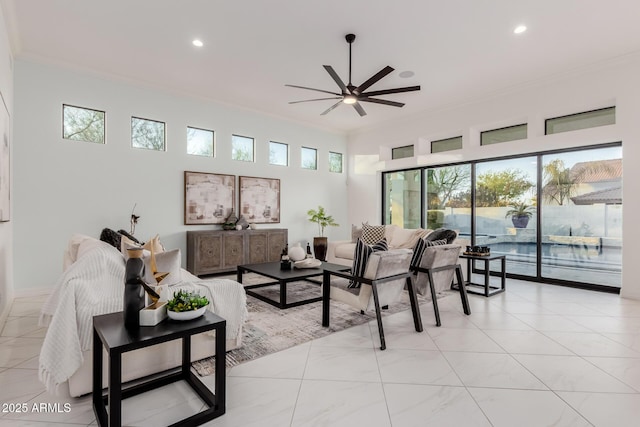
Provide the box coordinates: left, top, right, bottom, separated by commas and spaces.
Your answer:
505, 202, 535, 228
307, 206, 339, 261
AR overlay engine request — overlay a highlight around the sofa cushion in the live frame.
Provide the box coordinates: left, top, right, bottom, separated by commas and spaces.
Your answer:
361, 223, 386, 245
425, 228, 457, 244
143, 249, 182, 286
349, 238, 388, 288
351, 224, 363, 243
335, 242, 357, 259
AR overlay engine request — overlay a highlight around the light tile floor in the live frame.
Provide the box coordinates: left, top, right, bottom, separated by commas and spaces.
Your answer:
1, 279, 640, 426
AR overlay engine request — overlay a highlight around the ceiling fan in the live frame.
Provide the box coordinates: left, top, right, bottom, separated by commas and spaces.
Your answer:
286, 33, 420, 116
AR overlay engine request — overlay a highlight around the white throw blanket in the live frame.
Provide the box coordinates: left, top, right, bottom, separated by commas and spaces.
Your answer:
38, 242, 248, 395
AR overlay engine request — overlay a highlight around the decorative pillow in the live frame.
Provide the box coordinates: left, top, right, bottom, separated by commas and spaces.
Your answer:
351, 224, 363, 243
99, 228, 121, 249
361, 223, 386, 245
410, 237, 428, 272
424, 228, 457, 244
121, 235, 148, 260
349, 238, 388, 288
143, 249, 182, 286
142, 234, 165, 254
426, 239, 448, 247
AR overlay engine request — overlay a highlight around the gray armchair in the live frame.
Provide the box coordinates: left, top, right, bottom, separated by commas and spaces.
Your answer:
412, 244, 471, 326
322, 249, 423, 350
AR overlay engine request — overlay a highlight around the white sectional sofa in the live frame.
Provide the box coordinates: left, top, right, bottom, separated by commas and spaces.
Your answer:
39, 234, 248, 397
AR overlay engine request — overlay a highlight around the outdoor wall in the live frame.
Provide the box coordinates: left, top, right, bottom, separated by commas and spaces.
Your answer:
12, 59, 348, 292
347, 53, 640, 299
0, 5, 14, 319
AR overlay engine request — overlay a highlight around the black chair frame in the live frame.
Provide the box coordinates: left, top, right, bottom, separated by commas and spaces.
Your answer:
321, 269, 423, 350
411, 263, 471, 326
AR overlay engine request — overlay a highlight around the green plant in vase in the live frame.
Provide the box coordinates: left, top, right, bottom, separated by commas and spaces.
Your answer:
307, 206, 339, 261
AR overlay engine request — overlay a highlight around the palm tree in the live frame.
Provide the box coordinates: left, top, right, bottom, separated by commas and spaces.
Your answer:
542, 159, 613, 205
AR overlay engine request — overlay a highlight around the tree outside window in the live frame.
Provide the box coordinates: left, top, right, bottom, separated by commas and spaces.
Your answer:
187, 127, 214, 157
131, 117, 165, 151
329, 152, 343, 173
269, 141, 288, 166
301, 147, 317, 170
63, 104, 105, 144
232, 134, 254, 162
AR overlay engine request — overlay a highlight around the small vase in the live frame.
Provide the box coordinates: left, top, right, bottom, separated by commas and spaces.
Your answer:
313, 237, 328, 262
288, 243, 306, 261
124, 248, 146, 329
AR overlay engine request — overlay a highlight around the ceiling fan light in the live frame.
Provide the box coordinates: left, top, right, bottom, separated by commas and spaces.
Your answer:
343, 95, 357, 104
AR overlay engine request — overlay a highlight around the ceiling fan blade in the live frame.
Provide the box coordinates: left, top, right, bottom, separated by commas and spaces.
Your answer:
323, 65, 348, 93
353, 102, 367, 117
353, 66, 394, 95
289, 97, 342, 104
361, 85, 421, 97
285, 84, 341, 96
359, 97, 405, 108
320, 101, 343, 115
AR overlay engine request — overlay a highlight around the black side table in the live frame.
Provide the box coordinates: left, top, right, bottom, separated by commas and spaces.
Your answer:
92, 310, 226, 427
455, 253, 506, 297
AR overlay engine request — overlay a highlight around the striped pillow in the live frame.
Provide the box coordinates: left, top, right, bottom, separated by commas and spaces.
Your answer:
426, 239, 448, 247
349, 238, 388, 288
410, 237, 427, 272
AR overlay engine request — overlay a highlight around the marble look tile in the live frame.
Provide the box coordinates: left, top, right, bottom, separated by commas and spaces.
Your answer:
199, 376, 300, 427
1, 390, 95, 425
511, 314, 592, 332
444, 352, 546, 390
580, 303, 640, 317
467, 311, 533, 331
229, 342, 310, 379
488, 301, 553, 315
540, 302, 606, 316
419, 305, 478, 329
0, 369, 45, 405
427, 327, 505, 353
514, 354, 635, 392
369, 321, 438, 351
304, 345, 381, 382
585, 356, 640, 391
469, 388, 591, 427
564, 315, 640, 334
543, 332, 640, 357
484, 330, 573, 355
116, 380, 205, 426
0, 317, 42, 338
376, 349, 462, 386
8, 301, 44, 317
558, 391, 640, 427
0, 337, 44, 368
311, 322, 374, 348
601, 332, 640, 353
291, 380, 390, 427
21, 328, 47, 339
384, 383, 491, 427
13, 355, 39, 370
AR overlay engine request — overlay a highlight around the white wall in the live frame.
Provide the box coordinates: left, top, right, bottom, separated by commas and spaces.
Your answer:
0, 5, 14, 319
13, 59, 348, 292
347, 53, 640, 299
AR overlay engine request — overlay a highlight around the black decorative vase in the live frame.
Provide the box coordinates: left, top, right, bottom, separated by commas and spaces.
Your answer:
313, 237, 328, 262
124, 248, 146, 329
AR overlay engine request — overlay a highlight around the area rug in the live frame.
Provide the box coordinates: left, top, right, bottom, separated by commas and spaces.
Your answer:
191, 273, 442, 376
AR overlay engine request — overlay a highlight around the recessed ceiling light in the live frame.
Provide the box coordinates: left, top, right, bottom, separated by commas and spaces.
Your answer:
192, 39, 204, 47
399, 71, 415, 78
514, 25, 527, 34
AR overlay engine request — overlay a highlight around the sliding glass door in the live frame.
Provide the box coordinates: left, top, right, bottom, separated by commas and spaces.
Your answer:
475, 157, 538, 276
424, 165, 472, 233
383, 170, 421, 229
540, 147, 622, 287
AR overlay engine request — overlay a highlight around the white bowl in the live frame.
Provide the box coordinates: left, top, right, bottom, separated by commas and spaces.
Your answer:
167, 305, 208, 321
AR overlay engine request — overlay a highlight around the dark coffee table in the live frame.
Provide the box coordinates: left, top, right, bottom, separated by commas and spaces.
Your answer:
237, 261, 350, 309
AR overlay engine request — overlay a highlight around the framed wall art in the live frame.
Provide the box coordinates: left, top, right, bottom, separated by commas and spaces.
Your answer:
0, 91, 10, 222
239, 176, 280, 223
184, 171, 235, 225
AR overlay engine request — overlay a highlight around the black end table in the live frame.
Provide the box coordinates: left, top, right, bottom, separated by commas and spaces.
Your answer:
237, 261, 350, 309
455, 253, 506, 297
92, 310, 226, 427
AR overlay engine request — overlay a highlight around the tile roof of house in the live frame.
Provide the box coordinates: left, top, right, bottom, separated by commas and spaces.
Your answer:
570, 158, 622, 183
570, 186, 622, 205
